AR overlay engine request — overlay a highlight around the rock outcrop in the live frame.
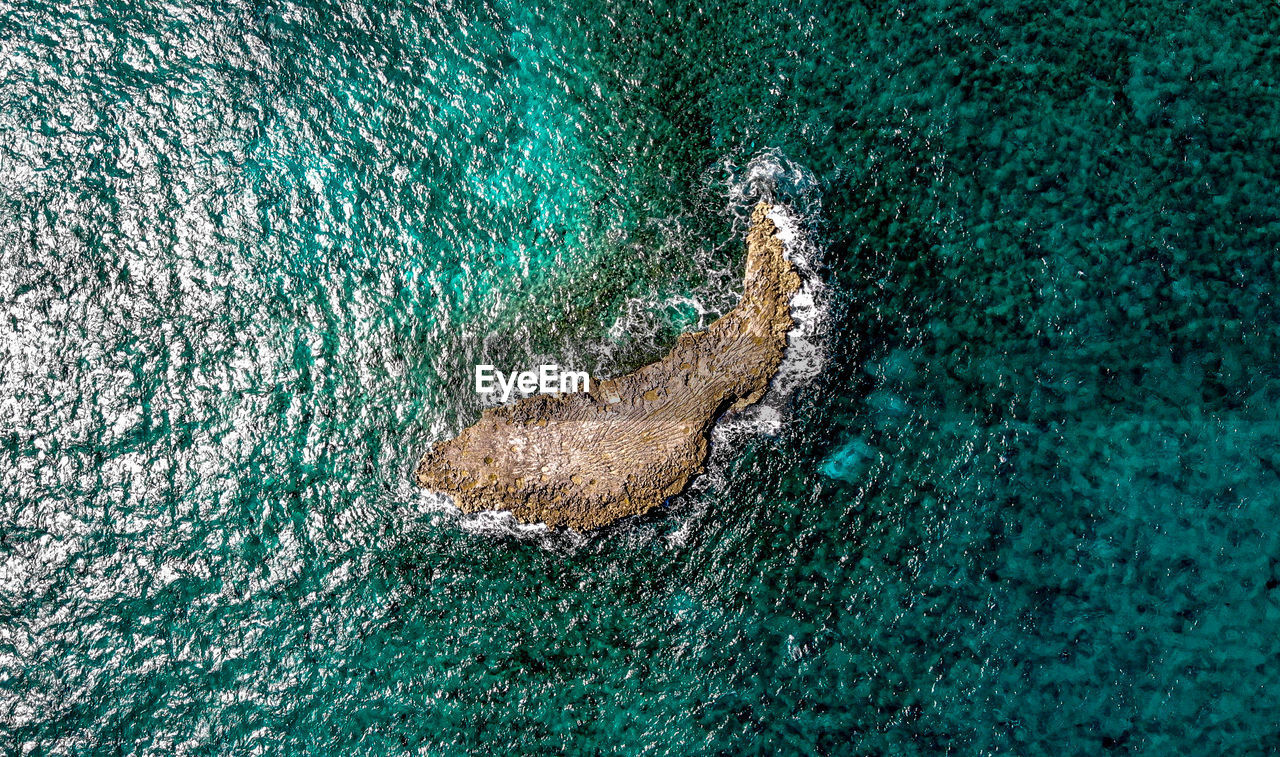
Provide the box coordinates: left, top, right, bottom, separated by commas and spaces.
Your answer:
416, 203, 800, 530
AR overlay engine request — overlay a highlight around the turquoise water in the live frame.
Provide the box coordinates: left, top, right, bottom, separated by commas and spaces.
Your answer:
4, 0, 1280, 753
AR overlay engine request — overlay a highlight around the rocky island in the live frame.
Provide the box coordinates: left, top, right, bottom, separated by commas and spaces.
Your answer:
416, 203, 801, 530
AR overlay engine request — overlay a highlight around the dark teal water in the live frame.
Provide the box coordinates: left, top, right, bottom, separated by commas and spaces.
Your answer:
4, 0, 1280, 753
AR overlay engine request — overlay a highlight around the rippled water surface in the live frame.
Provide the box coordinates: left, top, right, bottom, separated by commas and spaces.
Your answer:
4, 0, 1280, 753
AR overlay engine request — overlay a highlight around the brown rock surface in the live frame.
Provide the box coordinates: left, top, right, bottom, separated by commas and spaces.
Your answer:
416, 203, 800, 530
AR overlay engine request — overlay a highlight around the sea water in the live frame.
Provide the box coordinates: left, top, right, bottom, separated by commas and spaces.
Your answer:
3, 0, 1279, 754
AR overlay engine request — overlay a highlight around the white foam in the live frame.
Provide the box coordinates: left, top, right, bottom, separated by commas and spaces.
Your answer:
710, 202, 829, 444
768, 204, 829, 394
407, 485, 591, 549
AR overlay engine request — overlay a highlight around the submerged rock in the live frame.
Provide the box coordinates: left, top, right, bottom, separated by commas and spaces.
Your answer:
416, 203, 801, 530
